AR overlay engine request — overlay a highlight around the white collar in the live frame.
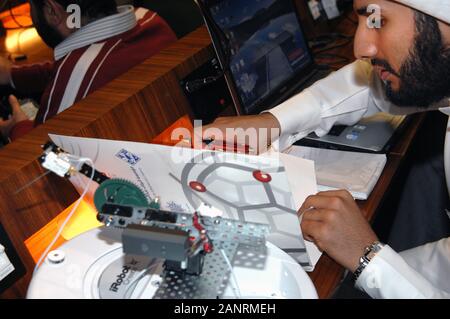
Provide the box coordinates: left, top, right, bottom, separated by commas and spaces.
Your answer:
440, 106, 450, 116
54, 5, 137, 61
439, 99, 450, 116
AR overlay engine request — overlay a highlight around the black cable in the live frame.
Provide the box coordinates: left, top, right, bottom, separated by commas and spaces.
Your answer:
309, 32, 353, 50
310, 32, 354, 56
311, 31, 354, 68
313, 38, 353, 54
184, 72, 224, 93
315, 52, 350, 66
310, 32, 354, 42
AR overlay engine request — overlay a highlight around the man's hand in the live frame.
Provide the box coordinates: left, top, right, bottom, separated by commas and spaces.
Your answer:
0, 56, 12, 85
0, 95, 28, 138
299, 190, 379, 272
198, 113, 281, 154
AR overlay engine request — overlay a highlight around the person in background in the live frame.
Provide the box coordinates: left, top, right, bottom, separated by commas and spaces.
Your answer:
0, 0, 176, 141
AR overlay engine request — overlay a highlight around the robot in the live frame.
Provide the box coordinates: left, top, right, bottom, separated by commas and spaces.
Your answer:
26, 142, 317, 299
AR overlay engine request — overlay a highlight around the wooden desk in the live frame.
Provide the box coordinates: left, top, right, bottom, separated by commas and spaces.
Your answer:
0, 26, 214, 298
0, 21, 425, 298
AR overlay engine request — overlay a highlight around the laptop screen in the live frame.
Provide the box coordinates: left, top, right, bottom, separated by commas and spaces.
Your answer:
205, 0, 314, 114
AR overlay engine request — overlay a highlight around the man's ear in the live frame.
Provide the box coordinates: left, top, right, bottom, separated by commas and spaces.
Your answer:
42, 0, 66, 27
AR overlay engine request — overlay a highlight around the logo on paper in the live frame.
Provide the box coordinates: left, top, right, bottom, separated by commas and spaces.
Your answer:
116, 149, 141, 166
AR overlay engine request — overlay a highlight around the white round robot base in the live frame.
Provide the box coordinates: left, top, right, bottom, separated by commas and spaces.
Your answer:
27, 228, 318, 299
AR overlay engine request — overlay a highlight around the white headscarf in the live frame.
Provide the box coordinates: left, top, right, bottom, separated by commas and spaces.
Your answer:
394, 1, 450, 24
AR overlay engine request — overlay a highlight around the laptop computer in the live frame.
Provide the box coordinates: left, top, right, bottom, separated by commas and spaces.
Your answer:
195, 0, 406, 153
298, 113, 408, 153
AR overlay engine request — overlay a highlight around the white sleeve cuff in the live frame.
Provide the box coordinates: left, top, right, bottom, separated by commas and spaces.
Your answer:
267, 89, 322, 151
355, 245, 449, 299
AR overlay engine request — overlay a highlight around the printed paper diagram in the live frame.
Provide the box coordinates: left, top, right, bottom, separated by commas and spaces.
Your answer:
50, 135, 317, 267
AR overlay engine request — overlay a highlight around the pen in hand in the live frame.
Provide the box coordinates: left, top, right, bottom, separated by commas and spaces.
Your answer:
202, 138, 252, 154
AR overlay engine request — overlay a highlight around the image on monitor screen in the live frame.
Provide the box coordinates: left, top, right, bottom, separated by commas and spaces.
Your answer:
208, 0, 313, 112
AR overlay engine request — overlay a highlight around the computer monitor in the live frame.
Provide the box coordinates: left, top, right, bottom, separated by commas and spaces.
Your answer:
196, 0, 317, 115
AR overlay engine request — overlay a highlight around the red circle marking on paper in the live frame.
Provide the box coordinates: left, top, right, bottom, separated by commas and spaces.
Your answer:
189, 181, 207, 192
253, 170, 272, 183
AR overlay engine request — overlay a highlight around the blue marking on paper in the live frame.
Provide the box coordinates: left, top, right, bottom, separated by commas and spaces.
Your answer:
116, 149, 141, 166
166, 201, 186, 213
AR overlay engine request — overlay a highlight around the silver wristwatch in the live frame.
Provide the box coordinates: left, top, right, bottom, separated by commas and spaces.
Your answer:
353, 241, 385, 282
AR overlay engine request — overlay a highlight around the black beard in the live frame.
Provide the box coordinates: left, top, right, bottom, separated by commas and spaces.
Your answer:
376, 13, 450, 108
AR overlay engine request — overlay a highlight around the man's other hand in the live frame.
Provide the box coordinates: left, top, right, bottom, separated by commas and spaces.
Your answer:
0, 95, 28, 137
198, 113, 282, 154
299, 190, 379, 272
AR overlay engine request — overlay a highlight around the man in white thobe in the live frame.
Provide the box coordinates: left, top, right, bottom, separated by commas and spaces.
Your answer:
203, 0, 450, 298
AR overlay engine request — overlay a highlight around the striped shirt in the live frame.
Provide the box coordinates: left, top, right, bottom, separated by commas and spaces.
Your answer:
10, 5, 176, 139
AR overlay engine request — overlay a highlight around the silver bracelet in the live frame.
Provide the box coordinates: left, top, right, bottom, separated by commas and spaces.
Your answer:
353, 241, 385, 282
